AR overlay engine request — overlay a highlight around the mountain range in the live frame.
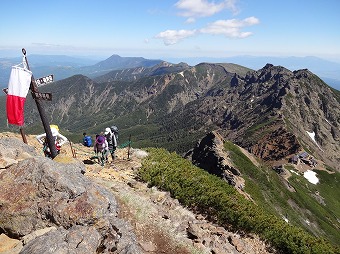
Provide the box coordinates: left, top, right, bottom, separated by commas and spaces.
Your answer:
1, 54, 340, 90
0, 54, 163, 89
172, 55, 340, 90
0, 57, 339, 170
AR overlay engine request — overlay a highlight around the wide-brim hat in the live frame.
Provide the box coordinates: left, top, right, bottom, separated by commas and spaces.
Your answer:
97, 136, 105, 144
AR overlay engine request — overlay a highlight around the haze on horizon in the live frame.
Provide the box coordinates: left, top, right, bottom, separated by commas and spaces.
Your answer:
0, 0, 339, 64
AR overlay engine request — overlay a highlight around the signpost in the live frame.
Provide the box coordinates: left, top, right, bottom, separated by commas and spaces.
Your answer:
35, 74, 54, 87
33, 92, 52, 101
3, 90, 51, 101
22, 48, 58, 159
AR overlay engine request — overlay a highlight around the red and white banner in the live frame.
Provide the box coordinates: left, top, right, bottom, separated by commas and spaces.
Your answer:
6, 66, 32, 126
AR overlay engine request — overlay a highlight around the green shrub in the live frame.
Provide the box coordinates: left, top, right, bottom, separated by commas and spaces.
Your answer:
138, 148, 339, 254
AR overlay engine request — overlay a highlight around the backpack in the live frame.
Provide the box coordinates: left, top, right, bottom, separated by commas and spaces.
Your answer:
110, 125, 119, 141
83, 136, 92, 147
105, 133, 113, 146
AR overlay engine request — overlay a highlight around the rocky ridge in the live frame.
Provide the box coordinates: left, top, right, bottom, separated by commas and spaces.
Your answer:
185, 131, 245, 188
169, 64, 339, 170
0, 132, 273, 254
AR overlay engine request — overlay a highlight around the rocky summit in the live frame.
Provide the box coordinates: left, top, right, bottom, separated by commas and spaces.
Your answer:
0, 139, 141, 253
0, 133, 274, 254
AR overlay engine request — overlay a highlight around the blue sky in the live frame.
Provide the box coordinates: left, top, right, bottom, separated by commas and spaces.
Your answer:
1, 0, 340, 62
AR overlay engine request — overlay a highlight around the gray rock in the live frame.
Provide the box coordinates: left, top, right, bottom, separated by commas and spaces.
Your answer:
0, 137, 37, 168
0, 156, 141, 253
186, 131, 242, 186
20, 226, 101, 254
22, 227, 57, 245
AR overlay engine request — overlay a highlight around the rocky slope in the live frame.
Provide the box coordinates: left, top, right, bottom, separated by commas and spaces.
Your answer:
185, 131, 245, 189
0, 133, 273, 254
164, 64, 340, 170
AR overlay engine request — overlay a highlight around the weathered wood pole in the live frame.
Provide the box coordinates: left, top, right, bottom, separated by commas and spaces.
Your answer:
22, 48, 58, 159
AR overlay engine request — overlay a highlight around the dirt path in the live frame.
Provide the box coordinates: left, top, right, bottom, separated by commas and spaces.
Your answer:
73, 144, 271, 254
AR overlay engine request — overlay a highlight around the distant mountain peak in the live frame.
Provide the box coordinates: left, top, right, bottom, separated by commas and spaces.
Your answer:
154, 61, 174, 68
93, 54, 162, 71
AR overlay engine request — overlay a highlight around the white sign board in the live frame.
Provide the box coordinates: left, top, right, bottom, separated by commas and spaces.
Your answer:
35, 74, 54, 87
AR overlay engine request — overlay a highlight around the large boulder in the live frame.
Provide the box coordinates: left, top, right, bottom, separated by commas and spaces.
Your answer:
185, 131, 241, 186
0, 137, 37, 169
0, 155, 141, 253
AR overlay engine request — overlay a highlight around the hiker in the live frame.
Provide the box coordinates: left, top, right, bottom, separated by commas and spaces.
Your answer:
104, 127, 117, 162
93, 134, 108, 166
82, 132, 92, 147
36, 125, 68, 157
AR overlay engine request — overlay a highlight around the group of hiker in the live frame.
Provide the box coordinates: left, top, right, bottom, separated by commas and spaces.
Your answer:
83, 125, 119, 165
35, 124, 118, 165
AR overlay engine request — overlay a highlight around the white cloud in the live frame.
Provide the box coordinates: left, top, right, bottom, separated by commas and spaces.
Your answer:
155, 29, 197, 45
155, 16, 259, 45
32, 42, 62, 47
185, 17, 196, 24
224, 0, 239, 14
175, 0, 239, 18
200, 17, 260, 38
156, 1, 258, 45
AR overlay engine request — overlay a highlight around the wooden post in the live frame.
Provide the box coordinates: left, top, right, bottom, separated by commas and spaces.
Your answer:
22, 48, 58, 159
69, 142, 76, 158
19, 127, 27, 144
127, 134, 131, 160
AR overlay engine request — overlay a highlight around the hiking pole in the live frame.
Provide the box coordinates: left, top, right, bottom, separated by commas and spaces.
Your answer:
22, 48, 58, 159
